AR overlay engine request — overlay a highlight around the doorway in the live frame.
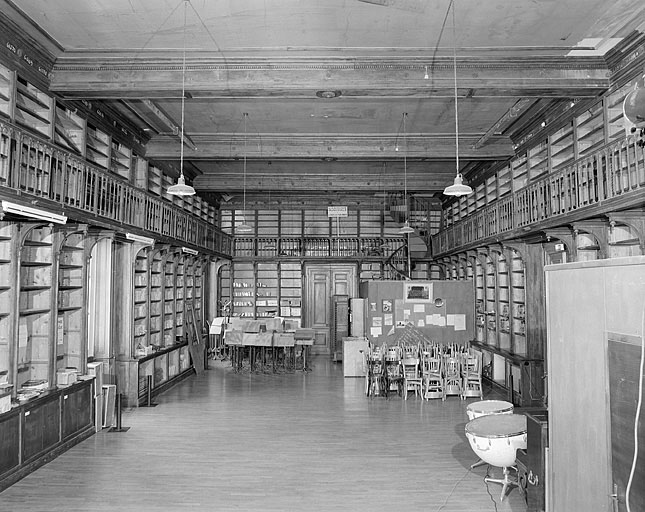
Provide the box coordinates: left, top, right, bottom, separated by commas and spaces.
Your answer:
304, 263, 357, 355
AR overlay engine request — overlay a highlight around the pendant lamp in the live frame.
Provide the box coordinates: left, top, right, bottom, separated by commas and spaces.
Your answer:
168, 0, 196, 196
236, 113, 253, 233
443, 0, 473, 197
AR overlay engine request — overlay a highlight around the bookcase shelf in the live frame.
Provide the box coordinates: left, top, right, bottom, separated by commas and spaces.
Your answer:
14, 77, 53, 138
0, 63, 11, 118
54, 103, 86, 155
56, 228, 87, 373
86, 124, 110, 169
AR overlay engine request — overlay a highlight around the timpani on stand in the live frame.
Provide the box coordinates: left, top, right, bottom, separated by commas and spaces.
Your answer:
465, 413, 527, 502
465, 400, 514, 468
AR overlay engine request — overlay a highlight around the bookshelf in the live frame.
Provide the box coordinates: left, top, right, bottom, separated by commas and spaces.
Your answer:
86, 123, 110, 169
133, 247, 150, 352
484, 254, 497, 346
256, 262, 279, 318
14, 76, 53, 138
497, 252, 510, 351
528, 139, 549, 181
109, 140, 132, 181
163, 253, 177, 346
606, 82, 631, 141
0, 125, 9, 185
175, 257, 185, 339
511, 152, 528, 191
575, 102, 605, 157
0, 63, 11, 119
232, 262, 255, 317
17, 224, 55, 390
56, 228, 88, 373
474, 257, 485, 343
0, 223, 16, 383
54, 103, 86, 155
510, 251, 526, 355
148, 249, 164, 347
279, 262, 302, 322
549, 122, 574, 170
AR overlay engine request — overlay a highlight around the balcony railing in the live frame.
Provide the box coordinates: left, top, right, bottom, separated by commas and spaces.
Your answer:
432, 135, 645, 256
0, 120, 232, 256
234, 236, 405, 259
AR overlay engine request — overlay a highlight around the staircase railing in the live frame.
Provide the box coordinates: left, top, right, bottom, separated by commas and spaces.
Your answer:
385, 242, 410, 280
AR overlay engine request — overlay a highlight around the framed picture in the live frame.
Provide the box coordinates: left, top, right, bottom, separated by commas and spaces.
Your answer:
404, 282, 432, 302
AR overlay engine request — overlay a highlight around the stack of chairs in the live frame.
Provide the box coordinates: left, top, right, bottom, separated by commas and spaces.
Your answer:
461, 348, 483, 399
384, 345, 403, 397
363, 343, 387, 398
442, 344, 464, 399
421, 348, 444, 400
401, 353, 423, 400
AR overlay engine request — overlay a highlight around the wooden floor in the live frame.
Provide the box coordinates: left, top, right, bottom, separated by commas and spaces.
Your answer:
1, 357, 527, 512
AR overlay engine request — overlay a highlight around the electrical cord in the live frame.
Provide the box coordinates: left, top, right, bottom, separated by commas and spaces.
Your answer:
625, 299, 645, 512
484, 465, 500, 512
434, 466, 472, 512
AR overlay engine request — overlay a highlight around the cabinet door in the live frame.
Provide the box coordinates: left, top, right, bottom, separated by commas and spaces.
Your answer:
0, 412, 20, 476
61, 384, 92, 440
22, 398, 60, 462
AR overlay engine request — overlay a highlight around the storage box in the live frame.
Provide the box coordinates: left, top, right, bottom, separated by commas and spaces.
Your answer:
242, 332, 258, 345
273, 332, 295, 347
0, 391, 11, 413
255, 332, 273, 347
224, 330, 243, 345
56, 369, 77, 386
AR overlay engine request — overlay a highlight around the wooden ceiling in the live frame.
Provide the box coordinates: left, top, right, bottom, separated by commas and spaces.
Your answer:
4, 0, 645, 207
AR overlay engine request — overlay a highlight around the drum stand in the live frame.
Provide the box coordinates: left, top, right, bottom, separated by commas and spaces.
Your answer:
470, 458, 486, 469
485, 465, 519, 502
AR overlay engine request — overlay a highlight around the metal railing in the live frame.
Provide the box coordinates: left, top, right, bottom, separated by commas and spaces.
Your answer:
0, 120, 232, 256
432, 135, 645, 255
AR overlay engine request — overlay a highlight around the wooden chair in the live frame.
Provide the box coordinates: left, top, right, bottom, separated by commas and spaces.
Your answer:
461, 350, 483, 399
421, 351, 444, 400
363, 344, 386, 398
401, 357, 423, 400
443, 355, 462, 399
384, 346, 403, 397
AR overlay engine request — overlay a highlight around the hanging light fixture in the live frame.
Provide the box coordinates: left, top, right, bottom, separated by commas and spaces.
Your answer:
398, 113, 415, 235
236, 113, 253, 234
168, 0, 196, 196
443, 0, 473, 197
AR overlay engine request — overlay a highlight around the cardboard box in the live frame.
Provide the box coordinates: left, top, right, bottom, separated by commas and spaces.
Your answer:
273, 333, 295, 347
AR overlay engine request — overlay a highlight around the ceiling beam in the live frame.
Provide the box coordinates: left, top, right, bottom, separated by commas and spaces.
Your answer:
49, 55, 610, 99
145, 134, 514, 160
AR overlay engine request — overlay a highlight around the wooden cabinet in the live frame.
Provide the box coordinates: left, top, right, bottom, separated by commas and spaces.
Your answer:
60, 382, 92, 440
0, 411, 20, 477
0, 378, 95, 492
116, 242, 205, 407
469, 243, 543, 407
230, 260, 303, 324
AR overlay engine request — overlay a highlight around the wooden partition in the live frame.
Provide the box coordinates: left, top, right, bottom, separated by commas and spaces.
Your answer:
545, 256, 645, 511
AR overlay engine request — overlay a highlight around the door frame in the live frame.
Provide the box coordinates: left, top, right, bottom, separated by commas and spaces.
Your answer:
303, 262, 358, 356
